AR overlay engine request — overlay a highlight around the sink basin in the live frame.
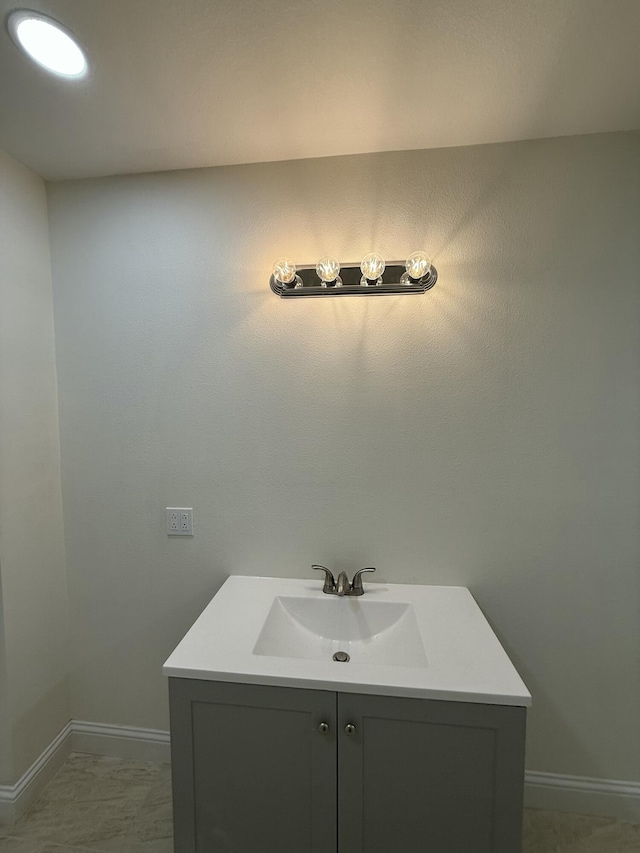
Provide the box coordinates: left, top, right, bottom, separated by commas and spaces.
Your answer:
163, 576, 531, 706
253, 596, 428, 667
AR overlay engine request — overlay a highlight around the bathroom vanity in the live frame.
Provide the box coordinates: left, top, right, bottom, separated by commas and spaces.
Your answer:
164, 576, 531, 853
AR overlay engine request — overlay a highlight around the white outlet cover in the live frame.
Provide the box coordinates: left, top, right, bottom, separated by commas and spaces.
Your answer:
166, 507, 193, 536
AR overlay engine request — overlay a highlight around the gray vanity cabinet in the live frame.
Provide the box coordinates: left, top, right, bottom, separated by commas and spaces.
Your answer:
338, 692, 526, 853
169, 678, 526, 853
169, 679, 337, 853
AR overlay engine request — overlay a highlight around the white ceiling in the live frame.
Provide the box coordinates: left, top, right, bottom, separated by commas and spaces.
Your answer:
1, 0, 639, 181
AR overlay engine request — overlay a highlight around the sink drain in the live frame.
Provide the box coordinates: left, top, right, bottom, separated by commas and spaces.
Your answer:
333, 651, 350, 663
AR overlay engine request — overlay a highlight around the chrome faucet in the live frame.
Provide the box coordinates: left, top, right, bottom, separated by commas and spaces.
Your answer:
336, 571, 349, 596
312, 565, 376, 596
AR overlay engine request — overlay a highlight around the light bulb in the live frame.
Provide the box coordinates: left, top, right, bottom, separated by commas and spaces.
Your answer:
316, 257, 342, 287
8, 11, 88, 78
272, 258, 299, 287
360, 253, 385, 286
403, 251, 432, 283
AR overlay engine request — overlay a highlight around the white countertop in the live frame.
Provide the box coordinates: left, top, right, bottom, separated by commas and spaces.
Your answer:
163, 576, 531, 707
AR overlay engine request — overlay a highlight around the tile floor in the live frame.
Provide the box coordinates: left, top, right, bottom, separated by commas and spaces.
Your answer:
0, 754, 172, 853
0, 753, 638, 852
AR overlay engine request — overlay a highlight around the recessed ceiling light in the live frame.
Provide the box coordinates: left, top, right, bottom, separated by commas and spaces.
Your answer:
7, 10, 88, 78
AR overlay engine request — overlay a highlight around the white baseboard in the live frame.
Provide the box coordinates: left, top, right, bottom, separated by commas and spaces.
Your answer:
2, 720, 639, 825
0, 721, 72, 825
525, 770, 640, 822
0, 719, 169, 826
70, 720, 171, 764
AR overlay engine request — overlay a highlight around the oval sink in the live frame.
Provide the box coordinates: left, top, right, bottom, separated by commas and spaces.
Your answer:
252, 595, 428, 667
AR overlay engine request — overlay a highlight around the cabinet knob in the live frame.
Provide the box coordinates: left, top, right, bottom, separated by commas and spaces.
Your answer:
318, 722, 330, 734
344, 723, 356, 736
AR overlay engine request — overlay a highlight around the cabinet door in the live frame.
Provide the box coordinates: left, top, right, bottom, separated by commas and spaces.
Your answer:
337, 693, 526, 853
170, 678, 337, 853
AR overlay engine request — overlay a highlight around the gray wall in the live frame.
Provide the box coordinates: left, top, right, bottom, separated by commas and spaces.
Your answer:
47, 131, 640, 782
0, 149, 69, 783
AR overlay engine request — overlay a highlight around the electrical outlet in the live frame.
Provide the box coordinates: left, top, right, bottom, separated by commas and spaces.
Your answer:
166, 507, 193, 536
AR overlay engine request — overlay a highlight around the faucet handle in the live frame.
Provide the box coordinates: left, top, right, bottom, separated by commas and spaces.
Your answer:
350, 567, 376, 595
312, 565, 336, 594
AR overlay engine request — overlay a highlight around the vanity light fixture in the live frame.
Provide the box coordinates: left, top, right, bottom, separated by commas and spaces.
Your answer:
272, 258, 303, 289
316, 256, 342, 288
7, 10, 89, 78
270, 253, 437, 297
360, 253, 386, 286
402, 251, 432, 285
